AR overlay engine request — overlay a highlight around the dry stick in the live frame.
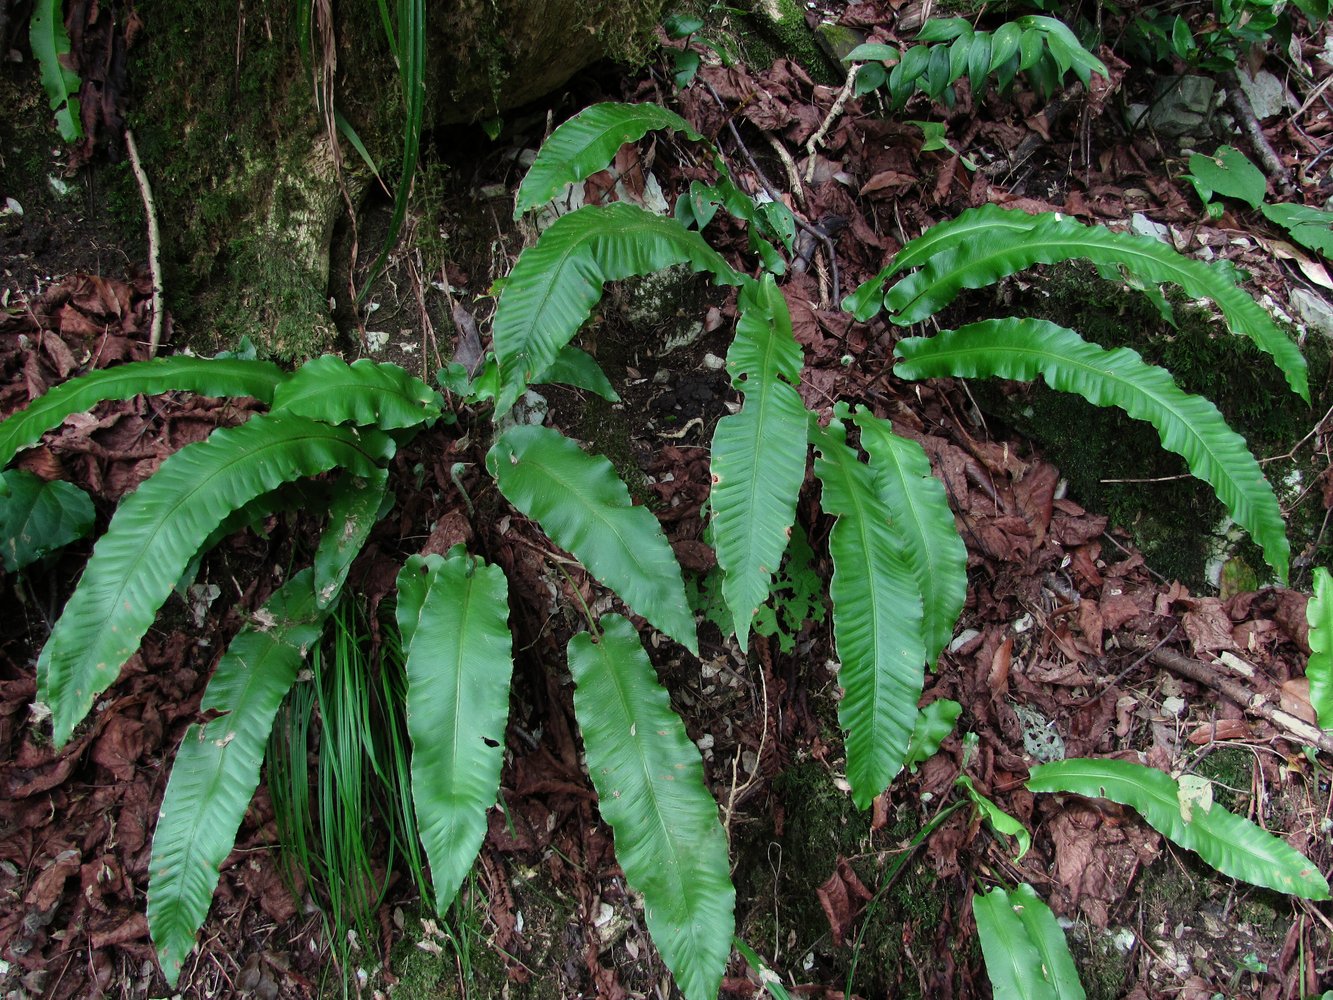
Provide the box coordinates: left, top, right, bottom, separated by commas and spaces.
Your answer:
1222, 71, 1295, 198
804, 62, 860, 185
703, 81, 842, 301
1147, 645, 1333, 755
124, 129, 163, 357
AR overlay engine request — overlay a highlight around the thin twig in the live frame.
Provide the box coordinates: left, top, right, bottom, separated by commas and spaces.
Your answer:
1147, 644, 1333, 755
1222, 71, 1295, 198
124, 129, 163, 356
704, 81, 842, 301
805, 62, 860, 184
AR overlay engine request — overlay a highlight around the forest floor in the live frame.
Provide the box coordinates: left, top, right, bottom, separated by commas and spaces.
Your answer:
3, 1, 1333, 998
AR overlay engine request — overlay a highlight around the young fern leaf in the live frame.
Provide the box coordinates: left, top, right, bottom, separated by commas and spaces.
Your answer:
148, 570, 328, 986
1028, 759, 1330, 899
395, 550, 512, 914
0, 357, 288, 469
270, 356, 442, 430
851, 409, 966, 666
513, 102, 703, 216
568, 616, 735, 1000
38, 415, 394, 746
869, 205, 1308, 400
710, 276, 808, 645
491, 202, 744, 414
973, 884, 1084, 1000
0, 470, 94, 571
487, 425, 697, 653
811, 409, 927, 807
1307, 567, 1333, 729
894, 319, 1291, 583
313, 469, 391, 609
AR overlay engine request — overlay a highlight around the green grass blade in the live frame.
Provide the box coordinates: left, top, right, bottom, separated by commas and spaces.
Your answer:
38, 415, 394, 746
514, 102, 703, 217
271, 356, 442, 429
487, 425, 697, 653
852, 410, 966, 666
1307, 567, 1333, 729
0, 357, 287, 469
974, 884, 1083, 999
710, 276, 808, 645
811, 410, 926, 807
148, 571, 326, 985
1028, 758, 1330, 899
894, 318, 1290, 582
30, 0, 82, 141
491, 202, 744, 414
395, 550, 512, 913
363, 0, 425, 293
881, 205, 1308, 400
313, 469, 390, 608
568, 616, 734, 1000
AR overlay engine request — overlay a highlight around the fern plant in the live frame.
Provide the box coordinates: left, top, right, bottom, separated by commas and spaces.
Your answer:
0, 347, 731, 994
4, 96, 1318, 998
844, 15, 1108, 108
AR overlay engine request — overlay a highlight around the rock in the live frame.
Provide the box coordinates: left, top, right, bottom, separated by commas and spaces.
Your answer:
1148, 75, 1216, 140
1234, 68, 1293, 120
815, 22, 866, 63
1292, 288, 1333, 339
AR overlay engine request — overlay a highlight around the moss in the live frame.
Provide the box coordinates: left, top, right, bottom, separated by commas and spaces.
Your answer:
969, 262, 1332, 589
732, 760, 962, 997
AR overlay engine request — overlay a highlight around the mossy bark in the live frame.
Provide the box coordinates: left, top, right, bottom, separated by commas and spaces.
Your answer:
127, 0, 664, 360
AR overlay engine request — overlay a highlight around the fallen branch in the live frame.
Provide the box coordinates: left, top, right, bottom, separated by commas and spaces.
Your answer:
805, 62, 859, 184
1146, 645, 1333, 755
1221, 72, 1295, 199
124, 129, 164, 356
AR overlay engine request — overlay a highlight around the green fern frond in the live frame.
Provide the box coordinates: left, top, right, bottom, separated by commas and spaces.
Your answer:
1029, 759, 1329, 899
491, 202, 744, 414
851, 410, 966, 666
848, 205, 1307, 401
710, 276, 808, 645
514, 103, 702, 217
271, 356, 442, 429
38, 415, 394, 746
894, 318, 1290, 582
487, 425, 697, 653
811, 409, 927, 807
396, 550, 512, 914
148, 571, 327, 985
0, 357, 288, 469
568, 616, 734, 1000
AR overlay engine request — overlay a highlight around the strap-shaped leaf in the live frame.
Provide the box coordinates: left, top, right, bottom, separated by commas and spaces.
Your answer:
878, 205, 1308, 400
38, 415, 394, 746
1306, 567, 1333, 729
811, 410, 926, 808
313, 469, 390, 608
852, 410, 966, 666
568, 615, 734, 1000
148, 570, 326, 986
514, 102, 703, 217
973, 884, 1084, 1000
894, 319, 1290, 583
0, 469, 94, 571
710, 276, 808, 644
271, 356, 442, 430
488, 425, 697, 653
536, 344, 621, 402
491, 202, 744, 413
1028, 758, 1330, 899
30, 0, 82, 141
395, 550, 512, 913
0, 357, 287, 469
